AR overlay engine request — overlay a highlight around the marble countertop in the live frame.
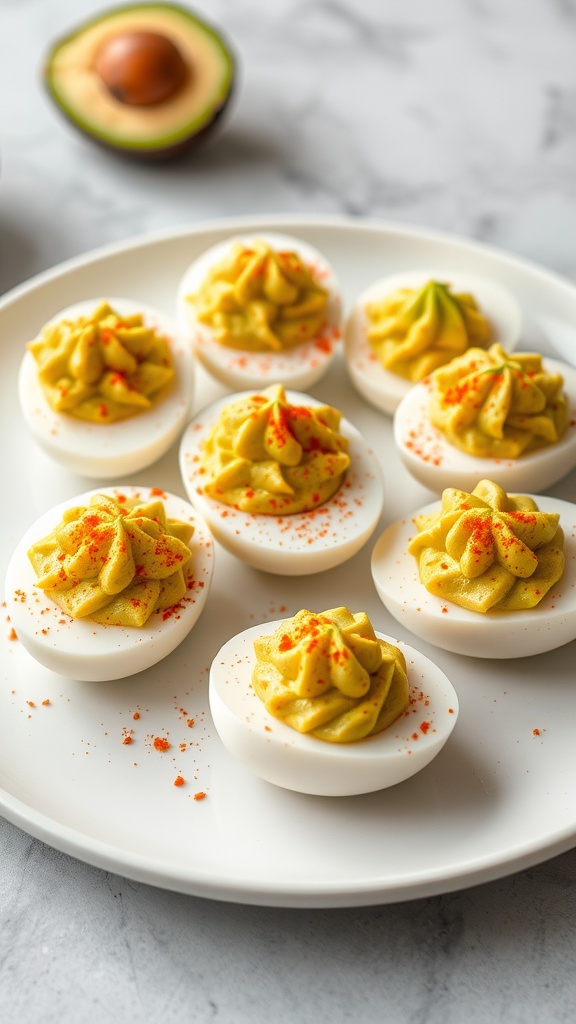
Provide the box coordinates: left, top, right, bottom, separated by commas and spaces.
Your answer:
1, 0, 576, 1020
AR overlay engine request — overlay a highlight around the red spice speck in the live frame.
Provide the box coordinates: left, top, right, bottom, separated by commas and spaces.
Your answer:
133, 712, 140, 720
420, 721, 431, 734
122, 735, 133, 745
153, 736, 171, 751
193, 791, 206, 801
161, 600, 187, 621
8, 627, 17, 641
533, 728, 541, 736
174, 776, 185, 787
187, 718, 195, 728
314, 336, 332, 353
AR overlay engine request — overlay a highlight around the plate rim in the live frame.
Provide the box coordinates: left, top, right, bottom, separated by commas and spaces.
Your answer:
3, 210, 576, 315
1, 777, 576, 908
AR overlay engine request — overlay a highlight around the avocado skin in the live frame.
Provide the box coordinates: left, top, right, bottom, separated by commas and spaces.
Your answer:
49, 79, 236, 163
43, 2, 236, 161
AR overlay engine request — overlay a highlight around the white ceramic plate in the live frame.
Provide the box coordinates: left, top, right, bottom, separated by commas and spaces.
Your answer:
1, 215, 575, 909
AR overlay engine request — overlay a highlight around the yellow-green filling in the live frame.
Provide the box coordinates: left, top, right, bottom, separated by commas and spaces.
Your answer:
429, 343, 568, 457
28, 493, 193, 626
189, 240, 329, 351
366, 279, 491, 381
28, 301, 174, 422
252, 607, 410, 743
201, 384, 350, 514
408, 480, 564, 613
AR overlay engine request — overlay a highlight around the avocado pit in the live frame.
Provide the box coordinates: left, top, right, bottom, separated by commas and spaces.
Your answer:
94, 30, 188, 106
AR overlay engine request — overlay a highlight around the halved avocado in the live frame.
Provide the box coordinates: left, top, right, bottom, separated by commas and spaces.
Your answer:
44, 2, 236, 160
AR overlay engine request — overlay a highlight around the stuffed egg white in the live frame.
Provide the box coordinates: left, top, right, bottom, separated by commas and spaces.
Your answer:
345, 270, 522, 415
178, 389, 384, 575
176, 232, 342, 391
393, 355, 576, 494
19, 298, 195, 478
371, 493, 576, 659
209, 620, 459, 796
5, 486, 214, 681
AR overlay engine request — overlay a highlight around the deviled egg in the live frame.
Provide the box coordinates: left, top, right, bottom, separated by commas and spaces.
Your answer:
371, 481, 576, 659
209, 610, 459, 796
345, 270, 522, 415
5, 486, 214, 681
178, 386, 384, 575
393, 348, 576, 494
176, 232, 342, 391
19, 298, 195, 477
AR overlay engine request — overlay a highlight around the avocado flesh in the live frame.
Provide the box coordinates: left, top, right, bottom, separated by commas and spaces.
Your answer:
44, 2, 235, 159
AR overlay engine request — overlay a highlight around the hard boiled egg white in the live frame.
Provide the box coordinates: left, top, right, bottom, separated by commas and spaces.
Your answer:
209, 620, 459, 797
19, 298, 195, 478
5, 487, 214, 681
371, 495, 576, 659
393, 356, 576, 494
345, 270, 522, 416
178, 390, 384, 575
176, 232, 342, 391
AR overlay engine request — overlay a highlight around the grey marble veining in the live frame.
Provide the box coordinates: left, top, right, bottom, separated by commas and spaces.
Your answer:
2, 817, 576, 1023
2, 1, 576, 1021
3, 0, 576, 291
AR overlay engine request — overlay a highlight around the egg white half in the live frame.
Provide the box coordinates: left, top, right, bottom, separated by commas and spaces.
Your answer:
345, 270, 522, 416
5, 486, 214, 681
19, 298, 195, 478
176, 232, 342, 391
178, 390, 384, 575
393, 356, 576, 494
209, 620, 459, 797
371, 495, 576, 659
